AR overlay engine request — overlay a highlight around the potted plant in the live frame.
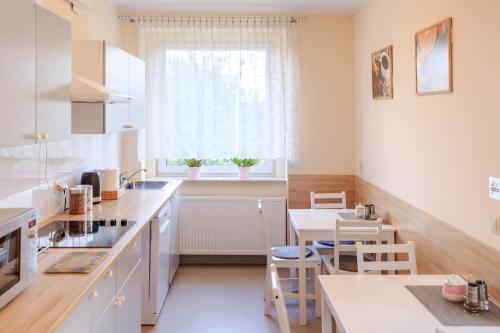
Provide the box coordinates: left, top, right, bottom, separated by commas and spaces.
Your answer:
184, 159, 204, 179
231, 158, 258, 179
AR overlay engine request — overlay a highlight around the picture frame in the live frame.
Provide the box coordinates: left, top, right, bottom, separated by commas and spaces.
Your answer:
371, 45, 393, 100
415, 18, 453, 95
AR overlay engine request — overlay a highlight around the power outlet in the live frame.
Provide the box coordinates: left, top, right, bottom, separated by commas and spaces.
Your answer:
54, 180, 69, 193
490, 215, 500, 234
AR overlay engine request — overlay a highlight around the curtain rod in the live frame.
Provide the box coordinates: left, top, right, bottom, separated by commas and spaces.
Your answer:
118, 15, 307, 24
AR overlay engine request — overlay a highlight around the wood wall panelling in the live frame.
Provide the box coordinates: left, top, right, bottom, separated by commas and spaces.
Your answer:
355, 177, 500, 302
287, 174, 356, 209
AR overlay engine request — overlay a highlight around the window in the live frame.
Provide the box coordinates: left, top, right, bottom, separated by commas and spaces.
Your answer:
139, 19, 299, 176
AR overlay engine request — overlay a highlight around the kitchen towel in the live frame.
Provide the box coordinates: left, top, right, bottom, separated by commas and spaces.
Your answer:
45, 251, 108, 274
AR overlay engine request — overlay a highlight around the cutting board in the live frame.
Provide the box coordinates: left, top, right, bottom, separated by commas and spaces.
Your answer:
45, 251, 108, 274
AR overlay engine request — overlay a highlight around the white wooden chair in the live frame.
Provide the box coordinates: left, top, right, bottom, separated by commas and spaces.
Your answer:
356, 241, 418, 275
310, 191, 347, 209
310, 191, 348, 249
269, 264, 291, 333
321, 219, 383, 275
259, 201, 322, 318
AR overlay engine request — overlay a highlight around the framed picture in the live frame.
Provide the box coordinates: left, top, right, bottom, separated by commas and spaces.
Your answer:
415, 18, 453, 95
371, 45, 393, 99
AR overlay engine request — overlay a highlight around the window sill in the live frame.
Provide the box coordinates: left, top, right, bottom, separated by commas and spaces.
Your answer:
153, 176, 286, 183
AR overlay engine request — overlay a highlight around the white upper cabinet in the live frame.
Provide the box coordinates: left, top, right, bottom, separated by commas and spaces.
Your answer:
72, 41, 145, 134
127, 55, 146, 130
0, 1, 71, 148
104, 43, 130, 132
0, 0, 36, 148
35, 5, 71, 142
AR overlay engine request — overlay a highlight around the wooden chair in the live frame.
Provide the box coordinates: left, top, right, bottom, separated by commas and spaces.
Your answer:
310, 191, 349, 249
321, 219, 383, 275
259, 200, 322, 318
356, 241, 418, 275
269, 264, 291, 333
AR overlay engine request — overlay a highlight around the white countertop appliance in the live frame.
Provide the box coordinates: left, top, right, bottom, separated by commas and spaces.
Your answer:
0, 208, 37, 309
142, 198, 178, 325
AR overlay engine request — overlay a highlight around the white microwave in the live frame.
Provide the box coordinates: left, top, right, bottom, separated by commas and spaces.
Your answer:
0, 208, 37, 309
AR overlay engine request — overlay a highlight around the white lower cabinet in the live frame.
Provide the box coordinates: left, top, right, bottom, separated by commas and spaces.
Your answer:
56, 234, 142, 333
55, 296, 91, 333
116, 266, 142, 333
92, 302, 116, 333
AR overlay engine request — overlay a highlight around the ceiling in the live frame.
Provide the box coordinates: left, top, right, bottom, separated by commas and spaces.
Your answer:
111, 0, 368, 13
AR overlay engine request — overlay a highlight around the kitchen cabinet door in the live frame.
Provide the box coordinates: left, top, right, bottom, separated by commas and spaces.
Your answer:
116, 265, 141, 333
104, 43, 129, 132
92, 301, 116, 333
56, 296, 91, 333
0, 0, 36, 147
127, 55, 145, 130
169, 196, 180, 283
35, 5, 71, 142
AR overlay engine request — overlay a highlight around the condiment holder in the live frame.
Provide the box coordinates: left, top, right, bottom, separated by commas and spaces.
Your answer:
464, 276, 489, 314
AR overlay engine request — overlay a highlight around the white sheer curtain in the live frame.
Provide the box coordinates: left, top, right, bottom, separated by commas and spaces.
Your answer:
139, 17, 300, 160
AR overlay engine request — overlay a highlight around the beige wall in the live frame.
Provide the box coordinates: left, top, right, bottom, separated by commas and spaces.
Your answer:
120, 13, 356, 175
354, 0, 500, 250
36, 0, 122, 46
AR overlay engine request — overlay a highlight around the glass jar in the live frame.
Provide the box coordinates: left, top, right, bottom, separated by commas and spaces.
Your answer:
77, 184, 93, 212
69, 187, 87, 215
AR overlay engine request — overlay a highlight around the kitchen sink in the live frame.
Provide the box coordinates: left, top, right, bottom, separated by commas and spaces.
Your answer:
124, 181, 169, 190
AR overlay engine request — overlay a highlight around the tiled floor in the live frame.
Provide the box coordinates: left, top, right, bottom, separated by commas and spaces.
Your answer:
142, 265, 321, 333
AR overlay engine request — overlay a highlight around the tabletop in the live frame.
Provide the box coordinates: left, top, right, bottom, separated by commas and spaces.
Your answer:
319, 274, 499, 333
288, 208, 397, 232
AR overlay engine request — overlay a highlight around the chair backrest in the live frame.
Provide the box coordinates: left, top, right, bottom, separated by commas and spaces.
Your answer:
269, 264, 291, 333
356, 241, 418, 275
334, 219, 383, 273
310, 191, 347, 209
258, 200, 272, 264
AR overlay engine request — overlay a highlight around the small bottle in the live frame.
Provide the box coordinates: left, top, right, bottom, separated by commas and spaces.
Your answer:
355, 202, 365, 218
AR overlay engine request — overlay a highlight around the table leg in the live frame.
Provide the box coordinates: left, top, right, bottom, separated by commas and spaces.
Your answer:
387, 232, 396, 275
322, 295, 332, 333
289, 222, 297, 283
299, 237, 307, 326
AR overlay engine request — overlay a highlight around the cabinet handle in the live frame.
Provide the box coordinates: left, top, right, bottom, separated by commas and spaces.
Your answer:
31, 133, 42, 140
123, 124, 133, 129
108, 270, 114, 278
92, 291, 99, 299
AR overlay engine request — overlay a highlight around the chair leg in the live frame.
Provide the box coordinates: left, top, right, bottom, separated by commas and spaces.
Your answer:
264, 265, 271, 315
315, 264, 321, 318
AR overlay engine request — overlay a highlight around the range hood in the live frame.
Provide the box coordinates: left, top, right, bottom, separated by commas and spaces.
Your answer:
71, 75, 133, 104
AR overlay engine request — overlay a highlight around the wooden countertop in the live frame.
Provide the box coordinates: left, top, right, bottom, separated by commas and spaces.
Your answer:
0, 180, 182, 333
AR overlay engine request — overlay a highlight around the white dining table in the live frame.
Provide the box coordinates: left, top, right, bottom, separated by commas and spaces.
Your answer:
319, 274, 499, 333
288, 208, 397, 326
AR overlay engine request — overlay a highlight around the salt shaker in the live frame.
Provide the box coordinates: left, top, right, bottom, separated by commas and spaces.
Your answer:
355, 202, 365, 218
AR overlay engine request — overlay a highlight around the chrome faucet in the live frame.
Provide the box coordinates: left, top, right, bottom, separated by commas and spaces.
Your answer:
120, 168, 147, 186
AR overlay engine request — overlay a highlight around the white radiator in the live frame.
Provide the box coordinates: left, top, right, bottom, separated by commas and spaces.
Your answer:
179, 196, 286, 255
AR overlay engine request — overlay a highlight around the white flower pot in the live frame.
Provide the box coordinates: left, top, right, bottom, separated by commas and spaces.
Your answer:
238, 167, 251, 179
188, 167, 201, 179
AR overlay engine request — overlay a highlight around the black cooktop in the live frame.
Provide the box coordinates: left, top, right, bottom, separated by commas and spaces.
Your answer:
38, 219, 136, 248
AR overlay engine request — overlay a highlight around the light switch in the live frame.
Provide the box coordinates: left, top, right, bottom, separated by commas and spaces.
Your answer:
489, 177, 500, 200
